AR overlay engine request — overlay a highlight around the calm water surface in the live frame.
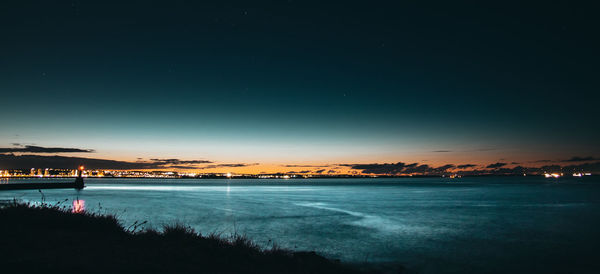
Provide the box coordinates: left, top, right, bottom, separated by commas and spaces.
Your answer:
1, 177, 599, 273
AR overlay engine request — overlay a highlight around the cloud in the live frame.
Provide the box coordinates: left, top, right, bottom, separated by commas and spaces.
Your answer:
0, 154, 166, 169
10, 143, 29, 146
0, 154, 259, 171
436, 164, 455, 171
563, 162, 600, 173
405, 163, 418, 168
281, 164, 331, 167
532, 159, 553, 163
564, 156, 598, 162
432, 150, 452, 153
197, 163, 259, 169
150, 158, 212, 164
288, 170, 310, 174
349, 162, 407, 174
347, 162, 456, 175
403, 164, 432, 174
132, 158, 213, 169
534, 162, 600, 173
218, 163, 259, 167
0, 145, 94, 153
314, 169, 326, 174
168, 165, 203, 170
343, 160, 600, 176
486, 162, 507, 169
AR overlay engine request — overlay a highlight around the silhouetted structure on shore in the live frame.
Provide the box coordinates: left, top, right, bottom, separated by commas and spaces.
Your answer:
0, 166, 85, 191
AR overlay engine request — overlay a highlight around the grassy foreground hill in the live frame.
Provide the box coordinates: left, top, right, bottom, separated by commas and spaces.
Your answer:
0, 201, 373, 274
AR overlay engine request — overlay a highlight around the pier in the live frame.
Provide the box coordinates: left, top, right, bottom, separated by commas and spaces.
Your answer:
0, 166, 85, 191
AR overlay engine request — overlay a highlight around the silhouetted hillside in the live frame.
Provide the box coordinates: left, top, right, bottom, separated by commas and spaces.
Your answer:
0, 201, 372, 274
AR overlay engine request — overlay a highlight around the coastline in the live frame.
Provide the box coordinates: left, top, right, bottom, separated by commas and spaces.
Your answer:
0, 201, 384, 274
2, 174, 597, 179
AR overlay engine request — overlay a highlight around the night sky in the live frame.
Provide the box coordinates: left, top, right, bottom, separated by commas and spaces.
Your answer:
1, 1, 599, 174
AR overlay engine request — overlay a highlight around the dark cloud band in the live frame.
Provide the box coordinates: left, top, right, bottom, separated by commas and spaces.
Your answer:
0, 145, 94, 153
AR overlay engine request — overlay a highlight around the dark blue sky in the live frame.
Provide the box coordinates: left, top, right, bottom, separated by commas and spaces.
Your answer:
1, 1, 598, 171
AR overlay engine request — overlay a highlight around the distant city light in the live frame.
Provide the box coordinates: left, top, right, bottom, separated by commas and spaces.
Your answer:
0, 167, 594, 179
544, 173, 560, 178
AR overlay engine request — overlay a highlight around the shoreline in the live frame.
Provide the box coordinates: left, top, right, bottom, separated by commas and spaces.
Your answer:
0, 201, 390, 274
1, 174, 597, 179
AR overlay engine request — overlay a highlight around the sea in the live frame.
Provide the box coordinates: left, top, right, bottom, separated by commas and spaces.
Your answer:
1, 176, 599, 274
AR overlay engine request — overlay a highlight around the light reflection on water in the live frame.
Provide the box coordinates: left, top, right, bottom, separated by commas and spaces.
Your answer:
87, 185, 318, 192
0, 177, 599, 274
72, 199, 85, 213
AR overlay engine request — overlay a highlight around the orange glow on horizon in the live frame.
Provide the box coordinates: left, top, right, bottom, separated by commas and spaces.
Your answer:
33, 151, 575, 175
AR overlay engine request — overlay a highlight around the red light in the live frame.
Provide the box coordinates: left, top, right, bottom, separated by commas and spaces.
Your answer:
72, 199, 85, 213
